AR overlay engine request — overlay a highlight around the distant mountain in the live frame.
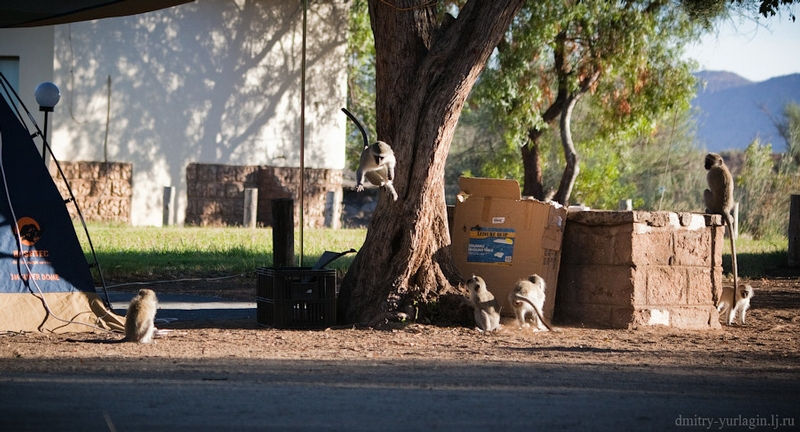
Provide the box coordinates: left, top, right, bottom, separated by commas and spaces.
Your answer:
691, 71, 800, 153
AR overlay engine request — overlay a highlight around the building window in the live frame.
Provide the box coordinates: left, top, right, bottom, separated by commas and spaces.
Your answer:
0, 56, 20, 106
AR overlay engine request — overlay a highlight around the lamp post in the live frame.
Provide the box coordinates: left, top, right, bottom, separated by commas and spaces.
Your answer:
34, 81, 60, 159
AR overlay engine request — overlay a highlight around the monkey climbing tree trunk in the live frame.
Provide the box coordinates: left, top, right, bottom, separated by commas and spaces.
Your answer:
337, 0, 524, 324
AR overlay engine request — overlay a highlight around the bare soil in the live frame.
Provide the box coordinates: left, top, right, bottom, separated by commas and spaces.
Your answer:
1, 275, 799, 375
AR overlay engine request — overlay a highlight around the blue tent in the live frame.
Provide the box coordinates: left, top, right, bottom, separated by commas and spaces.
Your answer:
0, 94, 123, 333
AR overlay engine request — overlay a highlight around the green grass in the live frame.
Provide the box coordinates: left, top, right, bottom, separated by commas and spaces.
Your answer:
76, 223, 789, 284
728, 236, 791, 279
76, 223, 366, 282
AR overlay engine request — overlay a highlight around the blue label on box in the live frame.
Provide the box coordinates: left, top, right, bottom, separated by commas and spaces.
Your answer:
466, 227, 515, 264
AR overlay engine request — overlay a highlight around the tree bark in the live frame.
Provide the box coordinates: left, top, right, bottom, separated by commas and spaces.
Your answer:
520, 139, 544, 199
553, 95, 581, 206
337, 0, 524, 324
520, 30, 571, 201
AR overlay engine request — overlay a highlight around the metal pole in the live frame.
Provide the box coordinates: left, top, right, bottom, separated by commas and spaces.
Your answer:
789, 195, 800, 268
272, 198, 296, 267
42, 110, 49, 158
299, 0, 307, 267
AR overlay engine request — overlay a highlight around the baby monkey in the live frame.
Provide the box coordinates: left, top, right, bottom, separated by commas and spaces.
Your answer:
508, 274, 554, 332
356, 141, 398, 201
466, 275, 501, 332
124, 289, 158, 343
717, 284, 754, 326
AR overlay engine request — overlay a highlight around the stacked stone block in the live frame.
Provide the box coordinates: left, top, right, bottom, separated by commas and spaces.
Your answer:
185, 163, 343, 228
51, 161, 132, 223
556, 210, 725, 329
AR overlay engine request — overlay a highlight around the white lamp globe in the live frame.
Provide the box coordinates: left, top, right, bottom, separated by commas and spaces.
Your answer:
34, 82, 61, 112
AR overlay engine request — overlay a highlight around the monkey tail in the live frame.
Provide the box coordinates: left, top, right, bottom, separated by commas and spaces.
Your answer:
341, 107, 370, 150
511, 294, 556, 332
725, 215, 739, 293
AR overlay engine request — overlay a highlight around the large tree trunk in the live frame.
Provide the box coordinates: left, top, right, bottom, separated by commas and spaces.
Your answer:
551, 65, 599, 206
520, 31, 569, 202
337, 0, 524, 325
553, 95, 580, 206
521, 135, 544, 200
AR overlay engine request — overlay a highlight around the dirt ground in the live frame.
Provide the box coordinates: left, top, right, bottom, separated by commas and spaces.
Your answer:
1, 275, 799, 374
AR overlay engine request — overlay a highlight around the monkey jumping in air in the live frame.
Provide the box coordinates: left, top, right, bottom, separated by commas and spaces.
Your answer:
703, 152, 741, 319
342, 108, 399, 201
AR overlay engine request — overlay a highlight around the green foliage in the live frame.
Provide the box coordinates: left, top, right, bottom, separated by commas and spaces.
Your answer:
682, 0, 798, 23
571, 139, 637, 209
467, 0, 703, 204
623, 110, 706, 212
445, 104, 512, 200
777, 102, 800, 169
344, 0, 376, 171
736, 139, 797, 239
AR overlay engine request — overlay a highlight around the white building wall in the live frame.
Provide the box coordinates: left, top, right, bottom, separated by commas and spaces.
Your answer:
0, 27, 56, 157
46, 0, 348, 226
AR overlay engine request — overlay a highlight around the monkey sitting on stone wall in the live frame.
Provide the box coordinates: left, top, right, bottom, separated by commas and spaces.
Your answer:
704, 152, 739, 302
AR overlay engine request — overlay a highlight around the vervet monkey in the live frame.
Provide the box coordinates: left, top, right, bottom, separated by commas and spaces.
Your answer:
356, 141, 398, 201
124, 289, 158, 343
717, 284, 753, 325
466, 275, 501, 332
704, 152, 739, 298
341, 108, 399, 201
508, 274, 554, 332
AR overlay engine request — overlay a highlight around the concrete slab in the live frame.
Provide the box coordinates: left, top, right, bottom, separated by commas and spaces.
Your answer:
107, 291, 256, 322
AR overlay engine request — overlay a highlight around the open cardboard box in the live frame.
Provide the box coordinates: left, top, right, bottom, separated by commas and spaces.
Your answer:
450, 177, 567, 320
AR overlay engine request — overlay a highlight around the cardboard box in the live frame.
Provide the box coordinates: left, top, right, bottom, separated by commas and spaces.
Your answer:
451, 177, 567, 320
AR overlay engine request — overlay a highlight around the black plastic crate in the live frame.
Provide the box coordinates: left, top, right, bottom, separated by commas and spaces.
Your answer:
256, 267, 337, 328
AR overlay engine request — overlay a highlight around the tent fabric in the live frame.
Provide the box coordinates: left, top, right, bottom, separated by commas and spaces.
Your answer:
1, 0, 194, 28
0, 89, 124, 333
0, 292, 124, 333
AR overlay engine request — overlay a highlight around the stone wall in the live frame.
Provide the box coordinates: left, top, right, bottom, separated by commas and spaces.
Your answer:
51, 161, 133, 223
555, 210, 725, 330
185, 163, 343, 228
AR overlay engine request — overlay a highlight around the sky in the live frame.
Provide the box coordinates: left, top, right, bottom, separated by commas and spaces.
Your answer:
684, 12, 800, 82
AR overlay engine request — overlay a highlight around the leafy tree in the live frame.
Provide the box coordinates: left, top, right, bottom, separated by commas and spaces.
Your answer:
624, 110, 707, 212
339, 0, 799, 324
776, 102, 800, 169
344, 0, 376, 171
683, 0, 797, 21
444, 103, 508, 201
737, 139, 781, 238
337, 0, 525, 324
474, 0, 702, 205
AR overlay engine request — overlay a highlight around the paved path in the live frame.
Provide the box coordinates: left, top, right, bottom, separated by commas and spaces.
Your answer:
1, 293, 797, 431
108, 291, 256, 322
1, 358, 797, 431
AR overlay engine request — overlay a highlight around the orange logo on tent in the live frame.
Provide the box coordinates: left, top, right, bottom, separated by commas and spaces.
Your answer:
14, 217, 42, 246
